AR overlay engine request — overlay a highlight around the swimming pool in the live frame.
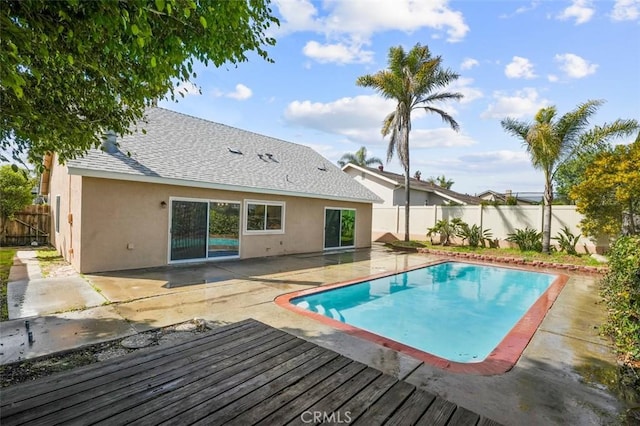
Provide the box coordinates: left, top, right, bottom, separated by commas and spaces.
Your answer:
276, 260, 568, 374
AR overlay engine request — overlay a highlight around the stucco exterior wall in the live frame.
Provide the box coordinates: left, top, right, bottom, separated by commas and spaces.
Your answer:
47, 157, 83, 271
344, 169, 395, 207
77, 177, 373, 273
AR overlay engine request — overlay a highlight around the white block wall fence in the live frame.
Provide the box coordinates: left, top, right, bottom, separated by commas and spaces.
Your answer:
371, 205, 607, 253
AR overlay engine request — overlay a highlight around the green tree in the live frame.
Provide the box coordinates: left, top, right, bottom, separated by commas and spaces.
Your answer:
0, 165, 34, 242
570, 142, 640, 237
501, 100, 638, 253
337, 146, 383, 168
357, 43, 462, 241
426, 174, 454, 189
1, 0, 278, 166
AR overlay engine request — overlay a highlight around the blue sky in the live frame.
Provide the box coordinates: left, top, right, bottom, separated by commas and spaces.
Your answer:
159, 0, 640, 195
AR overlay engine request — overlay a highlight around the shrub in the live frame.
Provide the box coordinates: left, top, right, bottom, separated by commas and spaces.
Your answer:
427, 218, 464, 246
457, 224, 493, 248
506, 227, 542, 252
553, 226, 580, 255
600, 236, 640, 365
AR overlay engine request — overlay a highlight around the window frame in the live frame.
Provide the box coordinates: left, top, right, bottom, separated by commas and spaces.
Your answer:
243, 200, 285, 235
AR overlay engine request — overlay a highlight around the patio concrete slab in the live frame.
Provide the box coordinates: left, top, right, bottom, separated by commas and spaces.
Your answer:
8, 276, 107, 319
0, 305, 136, 364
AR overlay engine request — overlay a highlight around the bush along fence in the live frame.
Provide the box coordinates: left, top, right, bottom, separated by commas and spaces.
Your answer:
1, 204, 50, 246
372, 204, 608, 253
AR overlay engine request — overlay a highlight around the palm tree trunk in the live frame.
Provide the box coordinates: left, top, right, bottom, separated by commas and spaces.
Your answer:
542, 177, 553, 253
404, 167, 410, 241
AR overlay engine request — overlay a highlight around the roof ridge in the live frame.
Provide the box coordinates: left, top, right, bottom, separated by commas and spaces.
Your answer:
152, 106, 313, 151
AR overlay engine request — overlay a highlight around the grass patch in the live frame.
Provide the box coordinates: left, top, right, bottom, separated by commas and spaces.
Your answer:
36, 248, 66, 278
0, 248, 16, 321
398, 241, 603, 267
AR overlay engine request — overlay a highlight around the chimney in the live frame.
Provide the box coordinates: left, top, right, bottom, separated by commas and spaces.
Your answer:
505, 189, 512, 198
378, 165, 384, 171
102, 130, 118, 154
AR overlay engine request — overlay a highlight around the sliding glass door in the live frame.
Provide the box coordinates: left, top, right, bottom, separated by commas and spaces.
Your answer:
170, 199, 240, 262
324, 208, 356, 249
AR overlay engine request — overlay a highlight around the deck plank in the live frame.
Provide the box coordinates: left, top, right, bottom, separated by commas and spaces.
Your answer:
100, 340, 321, 425
416, 396, 458, 426
1, 319, 261, 407
0, 319, 503, 426
285, 367, 382, 426
351, 380, 415, 425
384, 388, 437, 426
3, 327, 285, 424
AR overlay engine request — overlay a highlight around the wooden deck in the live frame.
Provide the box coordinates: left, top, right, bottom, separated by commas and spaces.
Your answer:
1, 319, 502, 425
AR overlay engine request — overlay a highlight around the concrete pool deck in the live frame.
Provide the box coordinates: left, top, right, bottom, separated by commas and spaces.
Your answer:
1, 246, 624, 425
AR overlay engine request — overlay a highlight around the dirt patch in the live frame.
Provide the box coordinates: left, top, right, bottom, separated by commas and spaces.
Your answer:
0, 318, 214, 388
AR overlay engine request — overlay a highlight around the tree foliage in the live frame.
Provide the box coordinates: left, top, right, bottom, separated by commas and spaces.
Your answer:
357, 43, 462, 241
501, 100, 638, 253
0, 165, 34, 241
570, 142, 640, 238
1, 0, 279, 166
426, 174, 454, 189
337, 146, 382, 168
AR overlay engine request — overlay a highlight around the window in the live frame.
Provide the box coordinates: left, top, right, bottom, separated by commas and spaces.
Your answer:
55, 195, 61, 233
245, 201, 284, 233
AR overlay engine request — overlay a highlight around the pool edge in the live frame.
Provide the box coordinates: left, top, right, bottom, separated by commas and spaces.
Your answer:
274, 259, 570, 376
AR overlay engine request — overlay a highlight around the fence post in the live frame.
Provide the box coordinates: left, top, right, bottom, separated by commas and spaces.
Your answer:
479, 204, 484, 230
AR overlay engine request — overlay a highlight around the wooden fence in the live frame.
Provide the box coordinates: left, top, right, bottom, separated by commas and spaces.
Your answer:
1, 204, 50, 246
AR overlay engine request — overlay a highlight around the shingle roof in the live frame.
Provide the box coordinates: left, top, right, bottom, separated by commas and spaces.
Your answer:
361, 166, 482, 205
66, 108, 381, 203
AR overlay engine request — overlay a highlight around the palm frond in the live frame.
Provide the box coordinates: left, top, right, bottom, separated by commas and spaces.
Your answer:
421, 106, 460, 131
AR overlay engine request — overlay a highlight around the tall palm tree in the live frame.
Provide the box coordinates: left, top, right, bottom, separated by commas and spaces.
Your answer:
501, 100, 638, 253
357, 43, 463, 241
337, 146, 383, 168
427, 174, 454, 189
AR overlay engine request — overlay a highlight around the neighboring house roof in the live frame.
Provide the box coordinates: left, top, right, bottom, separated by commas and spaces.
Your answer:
343, 164, 482, 205
62, 108, 381, 203
477, 190, 539, 205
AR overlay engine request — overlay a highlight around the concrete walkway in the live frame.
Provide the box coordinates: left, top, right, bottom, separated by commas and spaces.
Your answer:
0, 246, 626, 425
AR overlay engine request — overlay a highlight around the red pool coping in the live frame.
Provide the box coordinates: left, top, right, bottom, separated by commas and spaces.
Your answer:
274, 259, 569, 375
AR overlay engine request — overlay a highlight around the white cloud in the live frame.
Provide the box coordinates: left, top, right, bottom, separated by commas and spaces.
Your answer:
460, 58, 479, 70
214, 84, 253, 101
504, 56, 537, 79
499, 1, 540, 18
447, 77, 483, 105
275, 0, 469, 63
302, 40, 373, 64
547, 74, 559, 82
481, 88, 550, 119
283, 94, 476, 148
175, 81, 201, 96
610, 0, 640, 21
557, 0, 595, 24
554, 53, 598, 78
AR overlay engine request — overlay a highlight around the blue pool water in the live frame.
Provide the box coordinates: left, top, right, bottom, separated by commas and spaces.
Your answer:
291, 262, 556, 363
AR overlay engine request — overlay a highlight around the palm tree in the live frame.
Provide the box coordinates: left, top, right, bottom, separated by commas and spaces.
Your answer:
427, 174, 454, 189
357, 43, 463, 241
337, 146, 383, 168
501, 100, 638, 253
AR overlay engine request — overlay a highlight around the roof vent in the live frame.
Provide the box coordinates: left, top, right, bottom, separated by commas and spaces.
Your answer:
318, 164, 327, 172
228, 148, 243, 155
265, 153, 273, 159
378, 165, 384, 171
102, 131, 118, 154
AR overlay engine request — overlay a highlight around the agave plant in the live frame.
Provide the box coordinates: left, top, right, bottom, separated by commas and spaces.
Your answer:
458, 224, 493, 248
553, 225, 580, 255
506, 227, 543, 252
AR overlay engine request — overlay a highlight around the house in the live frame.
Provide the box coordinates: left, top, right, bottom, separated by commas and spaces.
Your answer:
342, 164, 481, 206
477, 190, 539, 205
41, 108, 381, 273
